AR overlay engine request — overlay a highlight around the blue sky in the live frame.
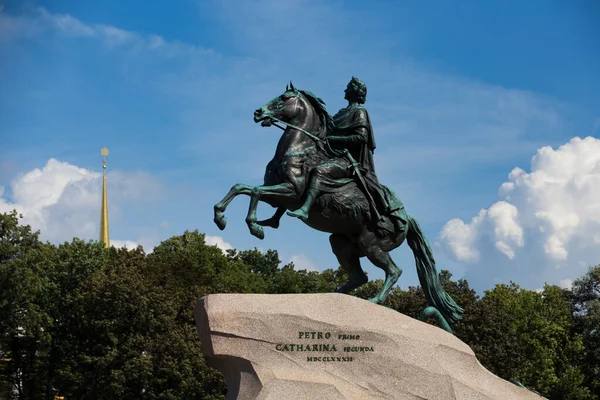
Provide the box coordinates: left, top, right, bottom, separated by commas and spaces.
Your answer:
1, 0, 599, 293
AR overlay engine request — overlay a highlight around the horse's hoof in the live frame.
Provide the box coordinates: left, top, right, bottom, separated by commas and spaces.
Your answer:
214, 212, 227, 230
249, 224, 265, 240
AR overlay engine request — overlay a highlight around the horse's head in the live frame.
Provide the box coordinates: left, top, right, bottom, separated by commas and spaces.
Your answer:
253, 82, 305, 127
254, 82, 331, 138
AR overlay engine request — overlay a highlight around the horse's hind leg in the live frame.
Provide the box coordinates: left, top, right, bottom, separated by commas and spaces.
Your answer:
330, 234, 368, 293
363, 244, 402, 304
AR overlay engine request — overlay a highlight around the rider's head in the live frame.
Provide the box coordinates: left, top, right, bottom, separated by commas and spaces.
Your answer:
344, 77, 367, 104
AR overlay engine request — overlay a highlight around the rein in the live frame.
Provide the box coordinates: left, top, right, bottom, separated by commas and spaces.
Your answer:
269, 116, 323, 142
267, 116, 343, 157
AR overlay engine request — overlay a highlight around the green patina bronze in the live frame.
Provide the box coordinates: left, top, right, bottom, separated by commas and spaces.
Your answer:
213, 78, 464, 330
509, 380, 548, 398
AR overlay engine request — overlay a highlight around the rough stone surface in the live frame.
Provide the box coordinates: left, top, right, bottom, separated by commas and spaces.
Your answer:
194, 293, 542, 400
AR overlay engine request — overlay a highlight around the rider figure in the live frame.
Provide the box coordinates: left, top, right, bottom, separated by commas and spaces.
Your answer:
287, 77, 404, 235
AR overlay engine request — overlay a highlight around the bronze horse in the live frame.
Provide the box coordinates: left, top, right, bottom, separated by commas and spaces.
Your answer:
213, 83, 463, 328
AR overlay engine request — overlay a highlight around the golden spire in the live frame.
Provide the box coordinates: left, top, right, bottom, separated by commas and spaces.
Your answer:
100, 147, 110, 248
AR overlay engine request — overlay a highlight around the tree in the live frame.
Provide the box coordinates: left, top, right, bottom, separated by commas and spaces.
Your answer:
228, 248, 279, 278
464, 282, 592, 399
0, 210, 54, 399
571, 265, 600, 396
1, 211, 598, 398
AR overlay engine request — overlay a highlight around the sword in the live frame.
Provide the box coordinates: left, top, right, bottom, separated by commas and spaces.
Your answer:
342, 149, 383, 221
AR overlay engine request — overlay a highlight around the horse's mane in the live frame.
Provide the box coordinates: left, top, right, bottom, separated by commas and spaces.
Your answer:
298, 89, 333, 134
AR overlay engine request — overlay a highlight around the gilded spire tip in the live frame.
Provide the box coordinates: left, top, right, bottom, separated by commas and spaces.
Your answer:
100, 147, 110, 247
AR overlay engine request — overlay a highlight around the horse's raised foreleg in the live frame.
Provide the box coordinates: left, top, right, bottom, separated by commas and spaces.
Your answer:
213, 183, 254, 230
257, 206, 286, 229
330, 234, 368, 293
246, 183, 296, 239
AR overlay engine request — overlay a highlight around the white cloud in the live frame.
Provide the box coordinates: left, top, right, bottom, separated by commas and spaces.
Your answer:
439, 136, 600, 290
39, 9, 95, 37
111, 240, 140, 250
95, 25, 136, 47
0, 158, 162, 246
289, 254, 320, 272
440, 210, 485, 263
487, 201, 524, 260
2, 7, 214, 57
204, 235, 233, 252
440, 202, 524, 263
0, 159, 99, 240
559, 279, 573, 290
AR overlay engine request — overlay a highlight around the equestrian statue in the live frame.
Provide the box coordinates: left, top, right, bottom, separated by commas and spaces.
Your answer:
213, 77, 464, 331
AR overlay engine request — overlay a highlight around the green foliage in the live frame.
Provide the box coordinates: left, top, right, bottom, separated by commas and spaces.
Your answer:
571, 265, 600, 396
0, 211, 54, 398
460, 282, 593, 399
0, 211, 598, 399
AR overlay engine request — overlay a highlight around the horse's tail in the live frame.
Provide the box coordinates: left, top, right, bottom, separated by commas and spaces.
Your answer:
406, 215, 464, 325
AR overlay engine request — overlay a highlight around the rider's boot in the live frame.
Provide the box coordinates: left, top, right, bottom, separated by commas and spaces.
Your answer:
287, 187, 319, 220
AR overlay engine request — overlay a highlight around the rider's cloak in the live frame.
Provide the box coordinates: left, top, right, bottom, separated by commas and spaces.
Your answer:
330, 104, 376, 175
329, 104, 390, 214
